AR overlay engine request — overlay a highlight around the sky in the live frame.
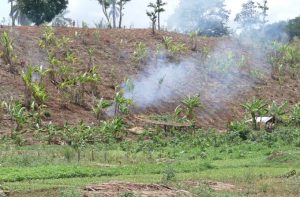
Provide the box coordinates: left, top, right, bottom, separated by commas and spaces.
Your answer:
0, 0, 299, 27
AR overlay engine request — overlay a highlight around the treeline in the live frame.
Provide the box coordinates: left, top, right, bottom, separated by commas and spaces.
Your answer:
4, 0, 300, 38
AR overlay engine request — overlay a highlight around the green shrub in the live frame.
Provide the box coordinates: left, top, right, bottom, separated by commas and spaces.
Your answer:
161, 165, 176, 183
2, 100, 28, 132
133, 42, 147, 65
92, 98, 112, 121
228, 121, 250, 140
241, 97, 268, 130
287, 16, 300, 39
290, 104, 300, 125
182, 95, 202, 120
0, 31, 16, 72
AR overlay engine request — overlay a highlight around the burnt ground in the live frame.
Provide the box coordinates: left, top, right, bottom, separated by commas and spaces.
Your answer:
0, 26, 299, 135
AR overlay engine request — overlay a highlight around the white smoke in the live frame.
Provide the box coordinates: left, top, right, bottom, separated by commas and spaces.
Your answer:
123, 38, 270, 111
124, 58, 195, 108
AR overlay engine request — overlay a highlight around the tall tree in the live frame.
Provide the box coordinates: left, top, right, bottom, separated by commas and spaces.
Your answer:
8, 0, 31, 26
257, 0, 269, 25
8, 0, 15, 26
97, 0, 112, 28
17, 0, 68, 26
168, 0, 230, 36
112, 0, 117, 28
287, 16, 300, 39
117, 0, 131, 28
156, 0, 166, 30
146, 5, 157, 35
235, 0, 261, 30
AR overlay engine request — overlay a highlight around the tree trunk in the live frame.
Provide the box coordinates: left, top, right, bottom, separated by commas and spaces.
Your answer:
251, 113, 257, 130
101, 1, 111, 28
118, 3, 123, 28
112, 0, 116, 28
152, 21, 155, 35
10, 1, 15, 26
24, 85, 32, 109
158, 13, 160, 30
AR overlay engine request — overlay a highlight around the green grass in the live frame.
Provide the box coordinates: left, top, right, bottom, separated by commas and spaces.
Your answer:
0, 126, 299, 196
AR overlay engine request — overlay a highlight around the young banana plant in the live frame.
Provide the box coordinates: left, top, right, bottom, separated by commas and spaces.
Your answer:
182, 95, 202, 120
241, 97, 268, 130
92, 98, 112, 121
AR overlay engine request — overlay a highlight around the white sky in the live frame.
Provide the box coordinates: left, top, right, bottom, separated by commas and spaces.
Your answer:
0, 0, 299, 27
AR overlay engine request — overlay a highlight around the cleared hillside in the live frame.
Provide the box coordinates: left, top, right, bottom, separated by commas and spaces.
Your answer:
0, 26, 299, 135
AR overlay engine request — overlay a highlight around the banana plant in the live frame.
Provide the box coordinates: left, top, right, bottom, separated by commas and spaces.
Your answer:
174, 105, 183, 118
291, 104, 300, 126
101, 117, 126, 139
87, 48, 95, 70
63, 123, 93, 162
133, 42, 147, 65
21, 65, 34, 108
31, 83, 47, 106
21, 65, 48, 107
38, 26, 57, 49
92, 98, 112, 121
2, 100, 27, 134
0, 31, 16, 72
29, 101, 46, 128
268, 101, 288, 123
241, 97, 268, 130
114, 90, 133, 116
182, 95, 202, 120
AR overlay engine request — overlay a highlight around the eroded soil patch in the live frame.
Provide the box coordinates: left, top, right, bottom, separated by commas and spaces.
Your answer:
84, 182, 192, 197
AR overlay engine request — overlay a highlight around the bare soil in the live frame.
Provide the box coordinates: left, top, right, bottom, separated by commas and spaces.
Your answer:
84, 182, 192, 197
0, 26, 299, 135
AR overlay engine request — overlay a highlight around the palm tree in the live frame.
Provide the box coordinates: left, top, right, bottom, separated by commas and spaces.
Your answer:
8, 0, 31, 26
97, 0, 112, 28
155, 0, 166, 30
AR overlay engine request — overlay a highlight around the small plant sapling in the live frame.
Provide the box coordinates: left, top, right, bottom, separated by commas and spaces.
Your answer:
0, 31, 17, 73
133, 42, 147, 66
2, 100, 27, 135
189, 31, 198, 51
268, 101, 288, 124
102, 117, 126, 139
114, 90, 133, 116
290, 104, 300, 126
182, 95, 202, 120
241, 97, 268, 130
92, 98, 112, 121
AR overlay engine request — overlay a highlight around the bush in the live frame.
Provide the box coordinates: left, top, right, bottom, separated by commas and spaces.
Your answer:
290, 104, 300, 125
0, 31, 16, 72
228, 121, 251, 140
161, 165, 176, 183
287, 16, 300, 39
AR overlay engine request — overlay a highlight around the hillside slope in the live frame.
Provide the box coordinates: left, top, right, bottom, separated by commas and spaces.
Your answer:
0, 26, 299, 134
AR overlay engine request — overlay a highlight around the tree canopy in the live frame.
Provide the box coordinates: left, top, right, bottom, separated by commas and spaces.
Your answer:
168, 0, 230, 37
287, 16, 300, 39
17, 0, 68, 25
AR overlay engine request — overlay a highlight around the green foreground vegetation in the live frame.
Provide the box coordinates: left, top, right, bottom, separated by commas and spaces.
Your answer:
0, 125, 299, 196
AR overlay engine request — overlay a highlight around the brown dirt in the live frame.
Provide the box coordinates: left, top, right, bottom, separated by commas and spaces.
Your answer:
0, 26, 299, 135
184, 180, 240, 192
84, 182, 192, 197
